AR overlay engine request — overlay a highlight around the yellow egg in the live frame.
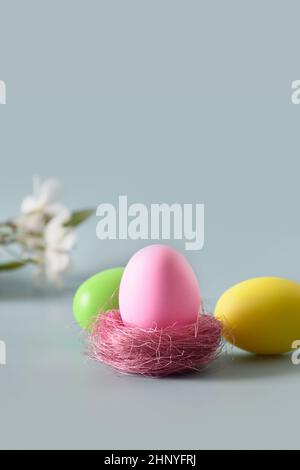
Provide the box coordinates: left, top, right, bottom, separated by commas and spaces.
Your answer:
214, 277, 300, 354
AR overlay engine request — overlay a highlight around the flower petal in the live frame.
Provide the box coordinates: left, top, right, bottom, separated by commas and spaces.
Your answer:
44, 217, 64, 245
57, 230, 76, 251
44, 214, 76, 252
39, 178, 63, 206
21, 196, 39, 214
15, 213, 44, 233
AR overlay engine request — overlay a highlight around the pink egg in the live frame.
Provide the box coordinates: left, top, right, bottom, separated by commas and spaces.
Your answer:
119, 245, 201, 329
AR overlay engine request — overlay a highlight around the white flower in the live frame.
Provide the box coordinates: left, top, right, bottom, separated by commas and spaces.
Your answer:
14, 176, 76, 285
16, 176, 67, 237
21, 175, 66, 218
0, 175, 92, 286
43, 212, 76, 284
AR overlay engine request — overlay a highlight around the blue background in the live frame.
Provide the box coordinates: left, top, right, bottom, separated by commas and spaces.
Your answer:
0, 1, 299, 449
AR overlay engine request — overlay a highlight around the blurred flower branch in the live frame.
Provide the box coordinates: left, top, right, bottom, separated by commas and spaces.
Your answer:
0, 177, 93, 284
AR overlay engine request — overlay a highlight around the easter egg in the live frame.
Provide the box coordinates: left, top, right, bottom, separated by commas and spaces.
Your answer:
73, 267, 124, 330
215, 277, 300, 354
119, 245, 201, 329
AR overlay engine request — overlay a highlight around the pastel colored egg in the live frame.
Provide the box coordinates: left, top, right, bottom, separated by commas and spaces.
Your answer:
73, 267, 124, 330
215, 277, 300, 354
119, 245, 201, 329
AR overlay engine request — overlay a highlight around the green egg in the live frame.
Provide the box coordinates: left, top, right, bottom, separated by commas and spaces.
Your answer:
73, 267, 124, 330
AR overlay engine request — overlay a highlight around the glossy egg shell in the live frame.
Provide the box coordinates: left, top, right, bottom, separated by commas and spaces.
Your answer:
73, 267, 124, 330
119, 245, 201, 329
215, 277, 300, 354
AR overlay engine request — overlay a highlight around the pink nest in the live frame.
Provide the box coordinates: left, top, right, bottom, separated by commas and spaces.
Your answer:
88, 310, 223, 377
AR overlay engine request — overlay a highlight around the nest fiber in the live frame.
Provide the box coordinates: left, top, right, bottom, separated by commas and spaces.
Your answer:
88, 310, 222, 377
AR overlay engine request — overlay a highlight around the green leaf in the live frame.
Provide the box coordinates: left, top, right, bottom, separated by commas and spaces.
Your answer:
0, 261, 27, 271
64, 209, 94, 228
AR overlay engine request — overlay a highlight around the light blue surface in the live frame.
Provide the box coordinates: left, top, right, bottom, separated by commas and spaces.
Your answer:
0, 0, 300, 449
0, 272, 298, 450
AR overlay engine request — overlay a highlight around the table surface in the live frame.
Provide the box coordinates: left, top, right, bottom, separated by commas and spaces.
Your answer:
0, 273, 298, 451
1, 0, 300, 451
